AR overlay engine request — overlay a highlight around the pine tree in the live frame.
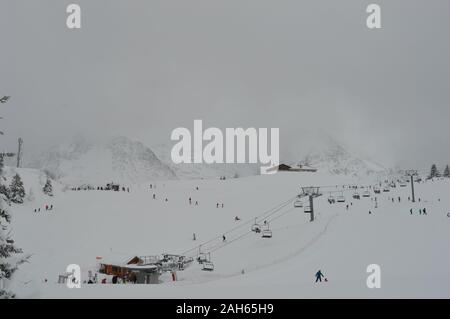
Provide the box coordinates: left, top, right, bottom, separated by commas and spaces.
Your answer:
444, 165, 450, 178
9, 173, 25, 204
0, 156, 27, 298
429, 164, 440, 179
43, 178, 53, 196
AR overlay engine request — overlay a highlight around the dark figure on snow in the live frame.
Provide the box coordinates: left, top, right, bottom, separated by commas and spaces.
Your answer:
189, 197, 192, 205
423, 208, 427, 215
50, 205, 53, 210
398, 197, 401, 202
221, 203, 224, 208
222, 235, 226, 242
315, 270, 325, 283
216, 203, 219, 208
392, 198, 395, 203
419, 209, 422, 215
346, 205, 349, 210
34, 209, 37, 213
193, 233, 196, 241
165, 198, 168, 202
369, 211, 372, 215
153, 194, 156, 199
195, 201, 198, 206
410, 208, 413, 215
45, 205, 48, 211
235, 216, 241, 221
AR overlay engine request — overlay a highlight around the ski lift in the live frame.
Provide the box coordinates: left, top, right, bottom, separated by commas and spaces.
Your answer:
304, 205, 312, 213
362, 190, 370, 198
399, 182, 407, 187
337, 193, 346, 203
197, 253, 208, 264
352, 192, 360, 200
201, 253, 214, 271
327, 194, 336, 204
251, 218, 261, 233
294, 199, 303, 208
261, 223, 272, 238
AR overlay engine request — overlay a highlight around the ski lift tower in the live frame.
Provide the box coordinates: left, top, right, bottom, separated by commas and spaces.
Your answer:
301, 186, 321, 222
405, 170, 418, 202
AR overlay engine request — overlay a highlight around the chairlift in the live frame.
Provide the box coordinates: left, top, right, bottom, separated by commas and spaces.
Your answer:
327, 194, 336, 204
197, 253, 208, 264
337, 193, 346, 203
352, 192, 360, 200
201, 253, 214, 271
363, 190, 370, 198
294, 199, 303, 208
304, 205, 312, 213
399, 182, 407, 187
261, 224, 272, 238
251, 218, 262, 233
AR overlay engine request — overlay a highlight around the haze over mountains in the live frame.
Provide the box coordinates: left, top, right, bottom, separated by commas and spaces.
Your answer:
19, 133, 388, 186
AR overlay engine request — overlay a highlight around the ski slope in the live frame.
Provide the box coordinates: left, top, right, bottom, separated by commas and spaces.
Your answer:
7, 167, 450, 298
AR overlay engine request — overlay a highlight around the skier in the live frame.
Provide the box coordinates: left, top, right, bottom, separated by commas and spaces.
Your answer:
235, 216, 241, 221
398, 197, 401, 202
315, 270, 325, 283
189, 197, 192, 205
369, 210, 372, 215
419, 209, 422, 215
222, 235, 226, 242
410, 208, 413, 215
216, 203, 219, 208
346, 204, 349, 210
153, 194, 156, 199
45, 205, 48, 211
423, 208, 427, 215
50, 205, 53, 210
193, 233, 196, 241
165, 198, 168, 202
195, 201, 199, 206
34, 208, 37, 213
221, 203, 224, 208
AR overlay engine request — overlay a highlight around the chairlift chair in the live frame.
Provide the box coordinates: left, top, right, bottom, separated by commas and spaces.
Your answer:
261, 224, 272, 238
363, 190, 370, 198
328, 194, 336, 204
374, 188, 381, 194
352, 192, 360, 200
337, 194, 346, 203
383, 187, 390, 192
201, 253, 214, 271
294, 199, 303, 208
304, 205, 312, 213
251, 218, 262, 233
197, 253, 208, 264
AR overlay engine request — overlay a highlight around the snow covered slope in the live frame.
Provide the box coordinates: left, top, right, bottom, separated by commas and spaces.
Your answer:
27, 137, 177, 186
8, 167, 450, 298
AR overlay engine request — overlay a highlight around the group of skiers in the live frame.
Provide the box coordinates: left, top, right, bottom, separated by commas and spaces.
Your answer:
34, 204, 53, 213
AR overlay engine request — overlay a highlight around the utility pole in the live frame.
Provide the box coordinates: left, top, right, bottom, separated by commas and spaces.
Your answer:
16, 137, 23, 168
405, 170, 418, 202
301, 186, 321, 222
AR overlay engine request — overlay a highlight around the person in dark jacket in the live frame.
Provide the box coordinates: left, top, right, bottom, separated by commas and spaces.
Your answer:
315, 270, 325, 283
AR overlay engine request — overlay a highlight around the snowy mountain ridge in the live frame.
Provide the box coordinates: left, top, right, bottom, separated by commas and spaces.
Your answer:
26, 136, 177, 186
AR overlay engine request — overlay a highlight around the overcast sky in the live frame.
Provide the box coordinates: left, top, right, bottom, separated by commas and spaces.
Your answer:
1, 0, 449, 169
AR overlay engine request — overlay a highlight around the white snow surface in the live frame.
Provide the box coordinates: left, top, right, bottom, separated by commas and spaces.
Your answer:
6, 166, 450, 298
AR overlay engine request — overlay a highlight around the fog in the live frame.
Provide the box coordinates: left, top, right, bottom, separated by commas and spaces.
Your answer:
1, 0, 449, 169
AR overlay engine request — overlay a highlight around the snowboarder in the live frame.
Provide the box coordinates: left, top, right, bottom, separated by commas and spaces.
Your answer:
315, 270, 325, 283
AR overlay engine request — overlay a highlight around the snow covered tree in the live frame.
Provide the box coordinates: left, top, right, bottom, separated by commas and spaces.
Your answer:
444, 165, 450, 178
0, 156, 27, 298
43, 178, 53, 196
9, 173, 25, 204
428, 164, 440, 179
